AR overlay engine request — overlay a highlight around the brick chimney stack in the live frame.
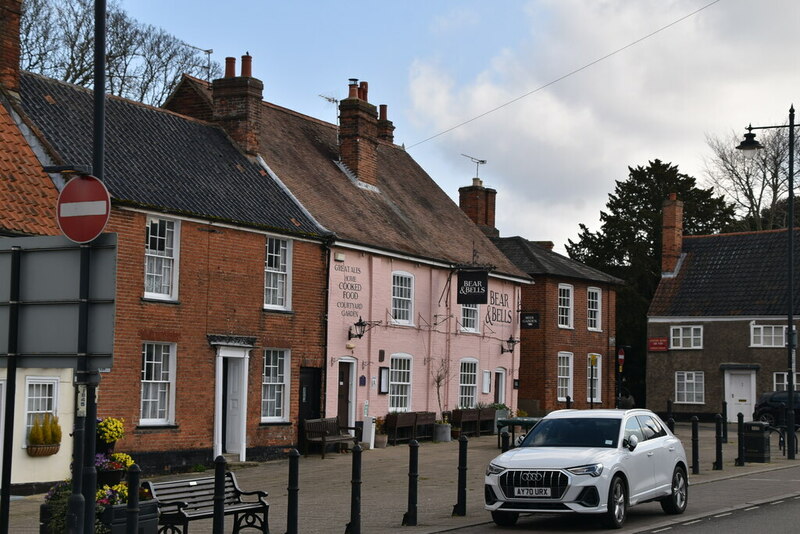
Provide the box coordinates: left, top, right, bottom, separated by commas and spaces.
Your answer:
377, 104, 395, 143
0, 0, 21, 96
339, 78, 379, 186
459, 178, 499, 238
662, 193, 684, 273
212, 54, 263, 155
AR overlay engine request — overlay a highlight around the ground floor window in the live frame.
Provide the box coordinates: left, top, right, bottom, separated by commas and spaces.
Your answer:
557, 352, 573, 402
389, 354, 412, 411
262, 349, 290, 421
25, 377, 58, 444
675, 371, 704, 404
459, 359, 478, 408
774, 372, 800, 391
587, 354, 602, 403
141, 342, 176, 425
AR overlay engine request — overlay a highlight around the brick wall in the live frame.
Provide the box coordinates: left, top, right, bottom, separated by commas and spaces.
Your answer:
101, 208, 326, 461
518, 276, 617, 415
0, 0, 21, 93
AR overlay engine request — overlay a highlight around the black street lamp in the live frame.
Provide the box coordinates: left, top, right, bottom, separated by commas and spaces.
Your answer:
736, 105, 797, 460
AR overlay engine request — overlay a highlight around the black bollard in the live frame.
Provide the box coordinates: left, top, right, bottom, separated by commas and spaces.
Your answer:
125, 464, 141, 534
452, 435, 468, 517
667, 417, 675, 433
735, 413, 745, 466
501, 431, 510, 452
691, 416, 699, 474
345, 444, 362, 534
403, 440, 419, 526
667, 399, 673, 421
713, 414, 723, 470
566, 395, 572, 409
721, 401, 728, 443
213, 456, 226, 534
286, 449, 299, 534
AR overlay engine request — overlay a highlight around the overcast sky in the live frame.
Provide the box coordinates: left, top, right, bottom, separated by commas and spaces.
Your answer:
124, 0, 800, 254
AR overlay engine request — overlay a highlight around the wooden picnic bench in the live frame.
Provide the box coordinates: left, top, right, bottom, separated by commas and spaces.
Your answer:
143, 471, 269, 534
303, 416, 361, 458
451, 408, 480, 436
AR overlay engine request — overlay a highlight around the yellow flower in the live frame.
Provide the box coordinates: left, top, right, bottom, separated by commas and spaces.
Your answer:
97, 417, 125, 443
110, 452, 134, 469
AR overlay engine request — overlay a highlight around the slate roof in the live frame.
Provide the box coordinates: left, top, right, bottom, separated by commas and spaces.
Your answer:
17, 72, 322, 237
492, 236, 623, 285
0, 98, 60, 236
252, 100, 527, 278
649, 229, 800, 317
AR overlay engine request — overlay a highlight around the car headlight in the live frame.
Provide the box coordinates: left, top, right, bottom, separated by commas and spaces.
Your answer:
567, 463, 604, 477
486, 462, 505, 476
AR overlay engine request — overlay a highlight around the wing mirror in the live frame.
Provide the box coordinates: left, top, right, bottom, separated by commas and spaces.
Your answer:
624, 434, 639, 451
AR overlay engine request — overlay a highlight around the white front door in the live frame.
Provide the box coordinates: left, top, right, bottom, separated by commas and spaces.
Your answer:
225, 358, 245, 455
726, 370, 756, 422
215, 346, 250, 461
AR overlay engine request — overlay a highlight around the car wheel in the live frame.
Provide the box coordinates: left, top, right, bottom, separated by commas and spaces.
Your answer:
603, 476, 627, 529
758, 412, 776, 426
660, 466, 688, 514
491, 510, 519, 527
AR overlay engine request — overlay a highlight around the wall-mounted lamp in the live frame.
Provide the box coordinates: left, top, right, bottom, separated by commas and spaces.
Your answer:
501, 336, 519, 354
348, 316, 382, 340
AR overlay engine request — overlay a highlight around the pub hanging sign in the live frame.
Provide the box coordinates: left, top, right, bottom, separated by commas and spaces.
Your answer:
457, 270, 488, 305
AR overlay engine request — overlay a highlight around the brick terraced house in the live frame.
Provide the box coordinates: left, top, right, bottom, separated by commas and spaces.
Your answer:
647, 194, 800, 421
165, 67, 530, 434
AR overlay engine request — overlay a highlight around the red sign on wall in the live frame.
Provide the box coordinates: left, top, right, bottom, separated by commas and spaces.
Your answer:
648, 337, 669, 352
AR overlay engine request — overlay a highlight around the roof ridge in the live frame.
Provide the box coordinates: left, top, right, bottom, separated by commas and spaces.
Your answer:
685, 227, 796, 240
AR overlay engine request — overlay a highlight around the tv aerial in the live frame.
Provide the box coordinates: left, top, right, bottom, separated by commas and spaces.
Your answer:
461, 153, 487, 178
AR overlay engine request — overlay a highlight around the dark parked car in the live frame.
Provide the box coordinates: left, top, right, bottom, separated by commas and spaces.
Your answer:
754, 390, 800, 426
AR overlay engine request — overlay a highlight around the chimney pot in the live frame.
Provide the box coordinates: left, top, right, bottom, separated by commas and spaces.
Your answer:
241, 54, 252, 77
348, 79, 359, 98
379, 104, 387, 121
472, 177, 482, 187
225, 57, 236, 78
359, 81, 368, 101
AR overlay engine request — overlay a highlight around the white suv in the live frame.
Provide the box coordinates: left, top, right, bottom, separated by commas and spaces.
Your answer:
485, 409, 688, 528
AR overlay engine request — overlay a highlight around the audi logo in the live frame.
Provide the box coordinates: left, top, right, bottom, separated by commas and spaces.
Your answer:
520, 472, 543, 482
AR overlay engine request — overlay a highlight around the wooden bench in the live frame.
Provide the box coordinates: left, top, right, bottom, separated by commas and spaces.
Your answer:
412, 411, 436, 441
386, 412, 417, 445
478, 406, 497, 436
451, 408, 480, 436
143, 471, 269, 534
303, 416, 361, 458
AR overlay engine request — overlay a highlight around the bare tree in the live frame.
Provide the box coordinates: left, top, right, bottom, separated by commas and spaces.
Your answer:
704, 127, 795, 230
20, 0, 220, 106
431, 358, 452, 420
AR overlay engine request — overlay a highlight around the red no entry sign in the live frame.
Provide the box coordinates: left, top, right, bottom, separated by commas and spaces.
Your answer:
56, 175, 111, 243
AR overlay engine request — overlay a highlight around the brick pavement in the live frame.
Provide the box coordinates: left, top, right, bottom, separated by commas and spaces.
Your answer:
9, 422, 798, 533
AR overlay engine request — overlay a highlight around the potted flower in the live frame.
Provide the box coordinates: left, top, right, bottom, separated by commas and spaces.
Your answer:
27, 413, 62, 457
431, 359, 452, 442
96, 417, 125, 455
373, 416, 388, 448
96, 452, 134, 487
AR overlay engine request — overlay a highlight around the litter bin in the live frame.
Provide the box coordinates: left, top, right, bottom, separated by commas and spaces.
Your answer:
743, 421, 770, 463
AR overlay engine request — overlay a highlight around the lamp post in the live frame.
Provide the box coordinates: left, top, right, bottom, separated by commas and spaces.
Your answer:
736, 105, 797, 460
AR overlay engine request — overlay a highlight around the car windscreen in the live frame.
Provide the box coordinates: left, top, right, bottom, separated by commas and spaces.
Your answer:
521, 417, 621, 448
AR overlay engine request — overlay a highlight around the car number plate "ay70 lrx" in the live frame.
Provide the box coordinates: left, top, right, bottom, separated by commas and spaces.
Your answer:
514, 487, 551, 497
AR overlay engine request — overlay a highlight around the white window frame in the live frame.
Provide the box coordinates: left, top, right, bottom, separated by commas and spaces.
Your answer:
557, 352, 573, 402
460, 304, 480, 333
459, 358, 478, 408
557, 284, 573, 329
24, 376, 59, 446
670, 325, 703, 349
773, 372, 800, 391
751, 324, 787, 348
587, 353, 602, 403
391, 271, 414, 325
140, 342, 177, 425
482, 370, 492, 394
675, 371, 705, 404
587, 287, 602, 331
264, 236, 292, 311
144, 216, 180, 300
261, 349, 291, 422
389, 354, 412, 412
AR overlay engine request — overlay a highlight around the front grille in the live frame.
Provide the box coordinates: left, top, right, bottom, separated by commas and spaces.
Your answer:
498, 469, 569, 499
499, 501, 571, 511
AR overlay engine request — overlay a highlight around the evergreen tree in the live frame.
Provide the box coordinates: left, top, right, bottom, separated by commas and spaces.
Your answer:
566, 160, 736, 405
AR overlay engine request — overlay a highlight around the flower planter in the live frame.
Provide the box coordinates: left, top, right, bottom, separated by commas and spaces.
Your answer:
26, 443, 60, 457
100, 500, 159, 534
97, 469, 125, 487
433, 423, 452, 442
373, 434, 388, 448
